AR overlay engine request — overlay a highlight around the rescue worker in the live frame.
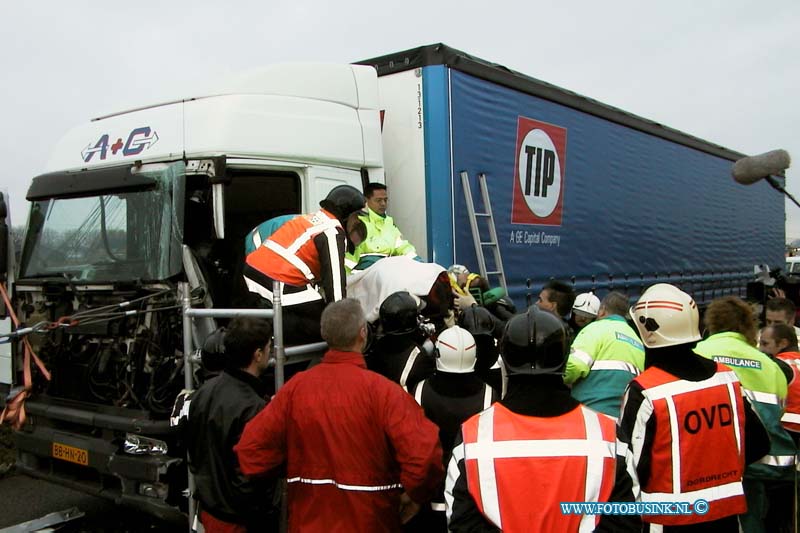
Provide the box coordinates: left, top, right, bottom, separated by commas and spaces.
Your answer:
619, 284, 770, 531
765, 297, 800, 336
243, 185, 365, 343
694, 295, 795, 532
571, 291, 600, 331
564, 291, 645, 417
536, 279, 576, 322
344, 182, 418, 271
366, 291, 436, 391
235, 298, 443, 532
458, 305, 503, 391
767, 323, 800, 440
186, 317, 278, 533
446, 307, 639, 532
407, 325, 499, 530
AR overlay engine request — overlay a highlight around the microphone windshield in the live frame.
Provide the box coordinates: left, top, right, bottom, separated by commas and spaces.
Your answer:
732, 149, 791, 185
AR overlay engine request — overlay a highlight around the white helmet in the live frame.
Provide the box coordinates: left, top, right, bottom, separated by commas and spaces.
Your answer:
630, 283, 701, 348
436, 326, 477, 373
573, 292, 601, 317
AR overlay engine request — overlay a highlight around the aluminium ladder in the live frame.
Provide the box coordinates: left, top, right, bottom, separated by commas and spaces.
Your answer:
460, 171, 508, 297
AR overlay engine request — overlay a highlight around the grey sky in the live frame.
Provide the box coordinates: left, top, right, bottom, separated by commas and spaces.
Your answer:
2, 1, 798, 239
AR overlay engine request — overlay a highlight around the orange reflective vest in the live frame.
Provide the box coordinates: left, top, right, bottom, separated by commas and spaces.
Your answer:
460, 403, 616, 532
245, 209, 342, 291
776, 351, 800, 433
633, 364, 746, 525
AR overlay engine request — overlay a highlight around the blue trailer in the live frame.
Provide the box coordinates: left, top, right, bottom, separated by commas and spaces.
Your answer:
361, 44, 785, 305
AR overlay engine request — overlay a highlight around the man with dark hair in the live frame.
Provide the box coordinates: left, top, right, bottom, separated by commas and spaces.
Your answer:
765, 297, 800, 338
765, 297, 797, 326
345, 182, 418, 273
695, 296, 795, 532
759, 324, 800, 441
759, 323, 798, 357
564, 291, 645, 417
537, 279, 576, 321
235, 298, 443, 532
187, 317, 277, 533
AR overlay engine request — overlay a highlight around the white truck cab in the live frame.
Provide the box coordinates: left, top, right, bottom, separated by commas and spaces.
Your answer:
5, 63, 385, 522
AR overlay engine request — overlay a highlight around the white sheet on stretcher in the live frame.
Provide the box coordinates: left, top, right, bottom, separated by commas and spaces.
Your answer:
346, 256, 446, 322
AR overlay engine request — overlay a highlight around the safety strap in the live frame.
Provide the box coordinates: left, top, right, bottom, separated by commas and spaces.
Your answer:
0, 282, 51, 430
591, 360, 640, 375
483, 384, 493, 409
243, 276, 323, 306
251, 230, 262, 251
758, 454, 796, 467
264, 240, 316, 281
414, 379, 425, 405
287, 476, 401, 492
783, 412, 800, 424
400, 346, 421, 392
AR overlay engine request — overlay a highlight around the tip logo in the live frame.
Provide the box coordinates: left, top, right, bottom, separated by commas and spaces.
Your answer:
511, 117, 567, 226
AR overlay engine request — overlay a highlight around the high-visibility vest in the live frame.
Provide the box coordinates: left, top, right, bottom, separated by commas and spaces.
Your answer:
695, 332, 795, 479
776, 350, 800, 433
459, 403, 616, 532
633, 363, 747, 525
354, 208, 416, 259
245, 209, 341, 288
566, 315, 645, 418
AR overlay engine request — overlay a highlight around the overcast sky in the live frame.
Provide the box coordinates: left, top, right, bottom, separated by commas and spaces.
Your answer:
2, 1, 799, 239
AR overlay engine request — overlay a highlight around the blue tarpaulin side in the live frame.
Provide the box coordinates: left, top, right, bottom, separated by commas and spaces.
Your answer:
444, 69, 785, 306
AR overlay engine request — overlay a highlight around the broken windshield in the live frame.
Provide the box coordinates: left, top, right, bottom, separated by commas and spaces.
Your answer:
20, 162, 185, 282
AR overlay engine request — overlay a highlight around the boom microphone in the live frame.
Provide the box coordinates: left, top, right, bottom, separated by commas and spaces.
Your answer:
732, 149, 791, 185
732, 149, 800, 209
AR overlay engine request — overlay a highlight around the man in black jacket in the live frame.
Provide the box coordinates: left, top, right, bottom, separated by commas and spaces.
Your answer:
367, 291, 435, 391
446, 308, 639, 532
187, 317, 277, 532
408, 325, 499, 529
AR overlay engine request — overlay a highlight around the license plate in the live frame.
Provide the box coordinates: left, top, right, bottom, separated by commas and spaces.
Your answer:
52, 442, 89, 466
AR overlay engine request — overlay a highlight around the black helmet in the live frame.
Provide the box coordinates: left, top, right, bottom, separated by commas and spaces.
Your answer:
500, 307, 569, 376
319, 185, 366, 221
380, 291, 424, 336
459, 305, 500, 371
201, 327, 227, 372
459, 306, 496, 338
